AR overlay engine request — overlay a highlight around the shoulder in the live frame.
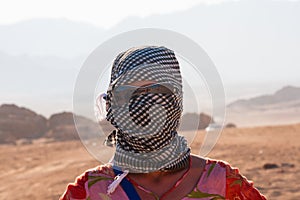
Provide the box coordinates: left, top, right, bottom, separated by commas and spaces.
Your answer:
220, 160, 267, 200
59, 164, 115, 200
190, 155, 229, 176
189, 156, 266, 199
205, 158, 267, 200
189, 156, 227, 198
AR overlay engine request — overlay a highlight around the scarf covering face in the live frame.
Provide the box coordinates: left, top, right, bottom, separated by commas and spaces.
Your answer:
105, 46, 190, 173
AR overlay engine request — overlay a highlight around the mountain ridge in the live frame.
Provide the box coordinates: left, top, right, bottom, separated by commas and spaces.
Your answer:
228, 86, 300, 108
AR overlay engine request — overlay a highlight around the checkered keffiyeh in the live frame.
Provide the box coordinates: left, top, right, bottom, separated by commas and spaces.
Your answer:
105, 46, 190, 173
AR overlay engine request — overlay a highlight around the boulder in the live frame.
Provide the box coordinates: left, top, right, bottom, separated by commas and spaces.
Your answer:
225, 123, 237, 128
179, 112, 213, 131
263, 163, 279, 169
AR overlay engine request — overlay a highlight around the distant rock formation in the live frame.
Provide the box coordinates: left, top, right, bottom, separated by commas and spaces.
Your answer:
45, 112, 78, 141
0, 105, 100, 144
226, 85, 300, 127
46, 112, 100, 141
0, 104, 218, 144
179, 112, 213, 131
48, 112, 75, 129
228, 86, 300, 109
0, 104, 47, 144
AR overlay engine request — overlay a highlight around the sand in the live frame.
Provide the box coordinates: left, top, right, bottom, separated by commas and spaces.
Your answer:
0, 123, 299, 200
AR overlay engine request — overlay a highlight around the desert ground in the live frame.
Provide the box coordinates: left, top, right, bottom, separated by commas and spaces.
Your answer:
0, 123, 299, 200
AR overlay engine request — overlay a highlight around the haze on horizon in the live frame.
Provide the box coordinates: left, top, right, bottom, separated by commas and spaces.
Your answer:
0, 0, 299, 118
0, 0, 233, 28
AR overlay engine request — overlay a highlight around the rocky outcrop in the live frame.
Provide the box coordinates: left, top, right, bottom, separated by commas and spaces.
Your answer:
0, 105, 100, 144
45, 112, 100, 141
0, 104, 216, 144
0, 104, 47, 144
45, 112, 78, 140
179, 112, 213, 131
48, 112, 75, 129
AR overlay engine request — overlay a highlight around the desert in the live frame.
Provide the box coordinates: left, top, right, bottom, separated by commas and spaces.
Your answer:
0, 123, 299, 199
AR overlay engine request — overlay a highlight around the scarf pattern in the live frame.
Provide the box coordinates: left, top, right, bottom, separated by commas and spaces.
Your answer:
105, 46, 190, 173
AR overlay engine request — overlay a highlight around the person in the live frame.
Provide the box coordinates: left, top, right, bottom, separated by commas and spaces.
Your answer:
60, 46, 266, 200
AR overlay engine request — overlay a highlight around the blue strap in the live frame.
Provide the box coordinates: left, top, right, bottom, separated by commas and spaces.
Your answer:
113, 168, 141, 200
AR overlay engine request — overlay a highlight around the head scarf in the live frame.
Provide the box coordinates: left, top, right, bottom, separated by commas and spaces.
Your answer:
105, 46, 190, 173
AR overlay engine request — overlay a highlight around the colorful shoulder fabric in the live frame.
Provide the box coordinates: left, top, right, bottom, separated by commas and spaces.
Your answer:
60, 160, 267, 200
59, 164, 119, 200
222, 160, 267, 200
184, 159, 267, 200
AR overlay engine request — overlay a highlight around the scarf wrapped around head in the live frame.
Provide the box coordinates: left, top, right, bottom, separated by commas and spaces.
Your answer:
105, 46, 190, 173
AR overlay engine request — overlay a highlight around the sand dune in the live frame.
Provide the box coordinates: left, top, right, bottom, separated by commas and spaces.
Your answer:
0, 123, 299, 199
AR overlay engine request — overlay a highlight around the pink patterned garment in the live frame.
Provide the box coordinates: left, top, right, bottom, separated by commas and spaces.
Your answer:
60, 159, 267, 200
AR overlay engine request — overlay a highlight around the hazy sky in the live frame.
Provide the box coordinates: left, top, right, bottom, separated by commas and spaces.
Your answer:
0, 0, 242, 28
1, 0, 299, 117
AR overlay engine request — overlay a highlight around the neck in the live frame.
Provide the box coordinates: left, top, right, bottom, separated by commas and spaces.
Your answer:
136, 169, 183, 183
125, 156, 192, 199
127, 157, 191, 184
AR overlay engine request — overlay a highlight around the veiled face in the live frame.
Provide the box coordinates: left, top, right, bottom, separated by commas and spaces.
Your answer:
126, 80, 161, 128
108, 78, 180, 131
104, 46, 187, 164
105, 46, 183, 136
105, 80, 156, 111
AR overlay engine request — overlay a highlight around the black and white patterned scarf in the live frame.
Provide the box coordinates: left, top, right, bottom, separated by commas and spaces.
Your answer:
105, 46, 190, 173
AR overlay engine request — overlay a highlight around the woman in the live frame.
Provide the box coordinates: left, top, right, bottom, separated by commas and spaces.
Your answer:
60, 46, 266, 200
